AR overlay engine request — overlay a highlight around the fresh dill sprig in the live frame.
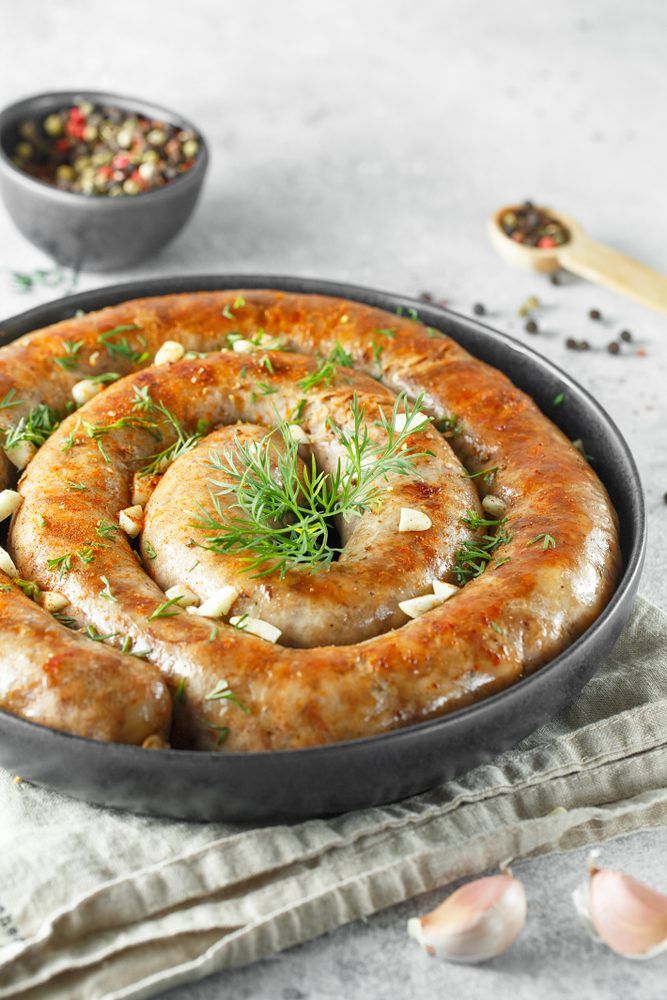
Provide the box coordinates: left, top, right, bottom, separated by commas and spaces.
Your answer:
96, 518, 119, 540
329, 341, 354, 367
147, 595, 183, 620
4, 404, 60, 450
47, 552, 72, 577
138, 400, 206, 477
54, 340, 84, 371
97, 325, 149, 365
298, 358, 337, 392
452, 510, 512, 585
528, 532, 556, 550
191, 393, 433, 578
100, 575, 117, 602
13, 578, 41, 600
461, 466, 498, 482
435, 414, 462, 436
204, 679, 251, 714
0, 389, 22, 411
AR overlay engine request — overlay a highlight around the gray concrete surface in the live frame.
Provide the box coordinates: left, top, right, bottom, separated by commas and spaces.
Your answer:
0, 1, 665, 997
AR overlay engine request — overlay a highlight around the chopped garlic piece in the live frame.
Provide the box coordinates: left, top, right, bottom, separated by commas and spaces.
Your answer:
72, 379, 103, 406
195, 586, 239, 619
119, 504, 144, 538
394, 411, 429, 434
0, 489, 21, 522
432, 580, 458, 601
482, 495, 507, 518
232, 339, 254, 354
4, 440, 37, 470
41, 591, 69, 613
398, 507, 432, 532
132, 472, 160, 507
287, 424, 310, 444
165, 584, 199, 608
399, 592, 448, 619
229, 615, 281, 643
0, 546, 18, 577
154, 340, 185, 366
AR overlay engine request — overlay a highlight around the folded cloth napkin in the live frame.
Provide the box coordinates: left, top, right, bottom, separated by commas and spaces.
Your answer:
1, 596, 666, 1000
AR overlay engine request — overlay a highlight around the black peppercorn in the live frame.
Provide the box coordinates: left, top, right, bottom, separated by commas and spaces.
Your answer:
620, 330, 632, 342
549, 272, 561, 286
607, 341, 620, 355
589, 309, 602, 320
565, 337, 577, 350
525, 320, 538, 334
418, 291, 433, 303
473, 303, 486, 316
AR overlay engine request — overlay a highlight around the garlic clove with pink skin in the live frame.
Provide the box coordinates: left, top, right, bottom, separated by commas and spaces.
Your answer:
407, 869, 526, 963
573, 857, 667, 959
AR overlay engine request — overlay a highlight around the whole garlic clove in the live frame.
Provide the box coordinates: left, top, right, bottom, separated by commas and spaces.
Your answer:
573, 857, 667, 959
407, 870, 526, 963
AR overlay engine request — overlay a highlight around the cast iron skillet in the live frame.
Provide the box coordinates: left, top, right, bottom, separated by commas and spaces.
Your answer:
0, 275, 646, 822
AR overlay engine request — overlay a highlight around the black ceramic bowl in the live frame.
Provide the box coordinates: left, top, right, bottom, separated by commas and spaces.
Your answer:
0, 91, 209, 272
0, 276, 646, 822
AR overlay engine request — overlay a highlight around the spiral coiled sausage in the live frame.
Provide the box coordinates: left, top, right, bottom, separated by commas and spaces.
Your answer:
0, 291, 621, 750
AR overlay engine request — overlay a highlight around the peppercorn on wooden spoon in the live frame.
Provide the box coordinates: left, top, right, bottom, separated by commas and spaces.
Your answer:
489, 204, 667, 316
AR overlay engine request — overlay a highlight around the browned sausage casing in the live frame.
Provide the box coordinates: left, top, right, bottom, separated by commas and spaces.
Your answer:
0, 291, 621, 750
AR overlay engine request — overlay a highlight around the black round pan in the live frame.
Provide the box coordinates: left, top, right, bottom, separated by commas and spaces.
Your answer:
0, 276, 646, 822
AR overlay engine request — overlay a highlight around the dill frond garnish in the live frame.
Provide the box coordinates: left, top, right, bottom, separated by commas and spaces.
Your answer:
453, 510, 512, 584
191, 393, 432, 578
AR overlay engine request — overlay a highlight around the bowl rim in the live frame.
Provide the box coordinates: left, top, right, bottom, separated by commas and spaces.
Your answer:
0, 273, 647, 764
0, 89, 209, 208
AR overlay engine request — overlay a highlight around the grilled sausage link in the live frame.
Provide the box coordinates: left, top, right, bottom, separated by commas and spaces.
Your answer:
0, 291, 621, 750
0, 572, 171, 744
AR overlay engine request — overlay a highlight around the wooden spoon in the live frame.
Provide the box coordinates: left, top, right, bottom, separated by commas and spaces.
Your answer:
488, 205, 667, 316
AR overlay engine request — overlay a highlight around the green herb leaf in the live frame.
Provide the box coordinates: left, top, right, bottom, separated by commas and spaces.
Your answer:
97, 325, 148, 365
0, 389, 22, 411
100, 575, 118, 602
204, 679, 251, 714
528, 532, 556, 550
147, 595, 183, 620
4, 404, 60, 451
54, 340, 84, 372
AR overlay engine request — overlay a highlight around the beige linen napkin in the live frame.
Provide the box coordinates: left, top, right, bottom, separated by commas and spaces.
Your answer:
1, 596, 666, 1000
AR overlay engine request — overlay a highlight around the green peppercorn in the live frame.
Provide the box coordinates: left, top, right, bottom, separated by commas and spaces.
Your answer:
147, 128, 167, 146
56, 164, 76, 183
43, 113, 64, 137
182, 138, 199, 159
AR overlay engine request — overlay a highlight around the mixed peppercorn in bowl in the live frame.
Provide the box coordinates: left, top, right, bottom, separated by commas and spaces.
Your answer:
0, 90, 209, 271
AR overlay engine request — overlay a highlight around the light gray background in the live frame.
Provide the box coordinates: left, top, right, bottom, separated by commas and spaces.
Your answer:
1, 1, 665, 998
